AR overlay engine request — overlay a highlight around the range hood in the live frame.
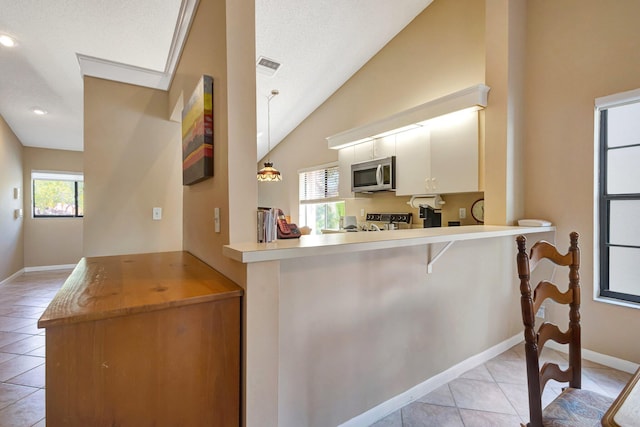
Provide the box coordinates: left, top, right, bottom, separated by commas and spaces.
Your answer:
326, 84, 490, 150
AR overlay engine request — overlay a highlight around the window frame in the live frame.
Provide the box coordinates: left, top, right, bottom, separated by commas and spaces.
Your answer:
298, 162, 344, 233
595, 89, 640, 307
32, 171, 84, 218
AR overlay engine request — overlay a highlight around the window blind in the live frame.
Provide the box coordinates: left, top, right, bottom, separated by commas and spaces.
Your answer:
299, 165, 339, 203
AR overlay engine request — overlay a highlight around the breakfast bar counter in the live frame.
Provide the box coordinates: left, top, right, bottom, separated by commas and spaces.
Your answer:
223, 224, 555, 263
223, 225, 556, 427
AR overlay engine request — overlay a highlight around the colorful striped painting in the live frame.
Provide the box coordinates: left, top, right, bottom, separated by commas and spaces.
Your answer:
182, 75, 214, 185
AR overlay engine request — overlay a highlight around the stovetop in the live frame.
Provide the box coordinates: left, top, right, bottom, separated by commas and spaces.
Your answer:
366, 212, 413, 223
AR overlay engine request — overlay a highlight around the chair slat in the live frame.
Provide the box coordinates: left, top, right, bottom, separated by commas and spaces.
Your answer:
533, 281, 572, 313
529, 240, 572, 271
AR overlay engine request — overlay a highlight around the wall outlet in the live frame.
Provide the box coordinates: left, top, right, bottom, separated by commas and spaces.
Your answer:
536, 305, 545, 319
360, 208, 365, 217
152, 207, 162, 220
459, 208, 466, 219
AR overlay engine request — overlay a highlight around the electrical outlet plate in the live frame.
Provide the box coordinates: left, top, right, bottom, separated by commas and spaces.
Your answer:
459, 208, 466, 219
152, 207, 162, 220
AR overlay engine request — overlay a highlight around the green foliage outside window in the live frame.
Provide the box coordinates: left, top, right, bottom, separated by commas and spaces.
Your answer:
33, 179, 83, 217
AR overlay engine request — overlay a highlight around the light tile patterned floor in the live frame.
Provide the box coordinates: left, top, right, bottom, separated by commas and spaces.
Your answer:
0, 270, 69, 427
371, 342, 633, 426
0, 270, 633, 426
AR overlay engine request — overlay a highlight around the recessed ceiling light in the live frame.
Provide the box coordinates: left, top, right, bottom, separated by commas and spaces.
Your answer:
31, 107, 48, 115
0, 35, 16, 48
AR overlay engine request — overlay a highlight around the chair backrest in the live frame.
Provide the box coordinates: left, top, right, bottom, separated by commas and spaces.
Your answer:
516, 232, 582, 427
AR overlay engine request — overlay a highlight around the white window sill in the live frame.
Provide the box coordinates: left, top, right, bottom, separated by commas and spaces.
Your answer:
594, 296, 640, 310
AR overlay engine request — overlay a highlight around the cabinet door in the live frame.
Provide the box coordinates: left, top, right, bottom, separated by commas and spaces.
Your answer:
373, 135, 396, 159
353, 140, 374, 163
395, 127, 430, 196
338, 146, 354, 198
429, 111, 479, 194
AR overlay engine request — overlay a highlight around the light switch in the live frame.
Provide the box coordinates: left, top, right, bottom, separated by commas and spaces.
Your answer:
152, 207, 162, 220
214, 207, 220, 233
13, 187, 20, 199
14, 208, 23, 219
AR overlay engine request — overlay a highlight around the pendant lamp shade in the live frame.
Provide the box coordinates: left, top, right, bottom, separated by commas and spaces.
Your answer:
257, 89, 282, 181
257, 162, 282, 181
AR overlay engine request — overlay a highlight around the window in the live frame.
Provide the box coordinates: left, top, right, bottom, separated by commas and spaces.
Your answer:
596, 91, 640, 304
299, 164, 344, 234
32, 171, 84, 218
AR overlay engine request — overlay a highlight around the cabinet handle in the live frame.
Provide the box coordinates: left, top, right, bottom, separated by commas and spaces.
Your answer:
425, 178, 430, 191
432, 178, 437, 190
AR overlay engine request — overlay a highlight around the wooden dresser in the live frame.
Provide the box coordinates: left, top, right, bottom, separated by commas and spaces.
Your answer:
38, 251, 243, 427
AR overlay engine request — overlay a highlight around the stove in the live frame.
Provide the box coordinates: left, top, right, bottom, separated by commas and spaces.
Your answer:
366, 213, 413, 224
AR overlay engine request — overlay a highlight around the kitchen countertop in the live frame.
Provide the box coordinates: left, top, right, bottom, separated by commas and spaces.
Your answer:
223, 224, 555, 264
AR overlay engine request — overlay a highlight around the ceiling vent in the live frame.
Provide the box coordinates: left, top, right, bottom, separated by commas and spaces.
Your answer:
256, 56, 281, 77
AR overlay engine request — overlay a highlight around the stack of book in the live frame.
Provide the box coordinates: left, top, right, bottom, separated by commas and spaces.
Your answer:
257, 207, 277, 243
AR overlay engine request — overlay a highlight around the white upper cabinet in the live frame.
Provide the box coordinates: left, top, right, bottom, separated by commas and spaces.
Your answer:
338, 146, 355, 198
428, 111, 479, 194
395, 110, 479, 195
395, 127, 430, 196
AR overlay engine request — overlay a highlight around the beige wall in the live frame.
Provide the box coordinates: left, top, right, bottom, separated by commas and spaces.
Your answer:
524, 0, 640, 363
168, 0, 256, 284
83, 77, 182, 257
23, 147, 83, 267
259, 0, 486, 221
257, 231, 553, 427
0, 115, 24, 281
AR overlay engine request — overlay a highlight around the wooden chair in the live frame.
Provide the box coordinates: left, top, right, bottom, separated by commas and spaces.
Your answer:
516, 232, 613, 427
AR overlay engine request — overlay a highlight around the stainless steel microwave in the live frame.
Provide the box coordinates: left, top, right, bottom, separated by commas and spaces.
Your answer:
351, 156, 396, 193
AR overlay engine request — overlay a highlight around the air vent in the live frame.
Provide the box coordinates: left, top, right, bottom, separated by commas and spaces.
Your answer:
256, 56, 281, 77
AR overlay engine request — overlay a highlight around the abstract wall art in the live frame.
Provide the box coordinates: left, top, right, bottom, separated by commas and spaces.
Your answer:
182, 75, 214, 185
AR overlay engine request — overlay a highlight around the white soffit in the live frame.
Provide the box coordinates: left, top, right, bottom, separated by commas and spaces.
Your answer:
77, 0, 199, 90
327, 84, 491, 149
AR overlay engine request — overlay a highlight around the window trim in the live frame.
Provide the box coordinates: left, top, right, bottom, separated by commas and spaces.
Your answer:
32, 170, 84, 218
594, 90, 640, 308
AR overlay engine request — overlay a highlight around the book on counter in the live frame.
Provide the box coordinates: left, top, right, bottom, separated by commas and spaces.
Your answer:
257, 207, 277, 243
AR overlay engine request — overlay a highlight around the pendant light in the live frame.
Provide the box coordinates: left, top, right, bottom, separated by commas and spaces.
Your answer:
257, 89, 282, 182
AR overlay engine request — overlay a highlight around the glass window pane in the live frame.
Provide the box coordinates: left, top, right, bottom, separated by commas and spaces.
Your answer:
608, 102, 640, 148
33, 179, 76, 216
609, 247, 640, 295
77, 181, 84, 216
609, 200, 640, 246
607, 146, 640, 194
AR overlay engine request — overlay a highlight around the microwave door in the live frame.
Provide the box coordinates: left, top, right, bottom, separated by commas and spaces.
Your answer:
353, 168, 378, 188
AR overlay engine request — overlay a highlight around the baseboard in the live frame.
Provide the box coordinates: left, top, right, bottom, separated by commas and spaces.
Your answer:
338, 333, 524, 427
0, 268, 26, 286
24, 264, 76, 273
545, 341, 640, 374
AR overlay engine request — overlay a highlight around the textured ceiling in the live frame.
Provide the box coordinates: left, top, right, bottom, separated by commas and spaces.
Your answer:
0, 0, 432, 157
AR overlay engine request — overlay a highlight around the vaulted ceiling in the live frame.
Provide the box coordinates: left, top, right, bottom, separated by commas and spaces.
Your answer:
0, 0, 432, 159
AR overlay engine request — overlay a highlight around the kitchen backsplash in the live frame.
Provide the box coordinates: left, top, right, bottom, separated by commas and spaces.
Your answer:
345, 191, 483, 228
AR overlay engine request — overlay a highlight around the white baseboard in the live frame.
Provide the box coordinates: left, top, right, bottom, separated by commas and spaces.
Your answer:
24, 264, 76, 272
0, 268, 26, 286
545, 341, 640, 374
338, 333, 524, 427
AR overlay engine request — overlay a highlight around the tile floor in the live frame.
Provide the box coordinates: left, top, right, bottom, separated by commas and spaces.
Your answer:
370, 343, 633, 427
0, 270, 633, 427
0, 269, 69, 427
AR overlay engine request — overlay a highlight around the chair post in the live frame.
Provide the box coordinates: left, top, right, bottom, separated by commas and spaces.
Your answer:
568, 231, 582, 389
517, 235, 543, 427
